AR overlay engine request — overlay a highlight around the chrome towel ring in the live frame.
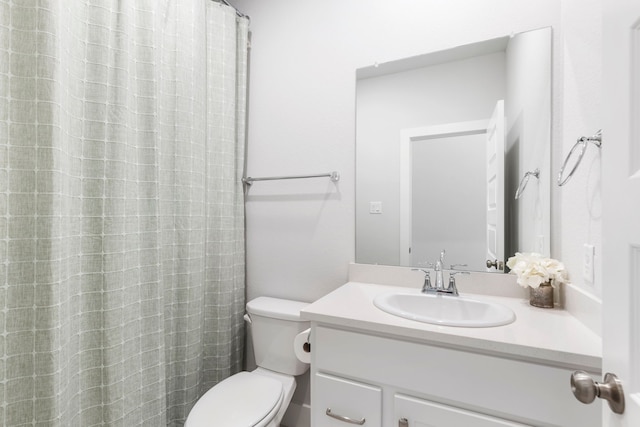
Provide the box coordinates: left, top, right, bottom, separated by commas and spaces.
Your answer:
557, 129, 602, 186
515, 168, 540, 199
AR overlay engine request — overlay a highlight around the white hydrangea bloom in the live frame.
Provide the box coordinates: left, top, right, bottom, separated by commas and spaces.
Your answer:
506, 252, 568, 288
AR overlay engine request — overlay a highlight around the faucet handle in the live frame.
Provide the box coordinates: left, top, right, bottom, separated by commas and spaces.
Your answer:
450, 263, 468, 270
412, 268, 434, 293
449, 271, 471, 277
447, 271, 470, 296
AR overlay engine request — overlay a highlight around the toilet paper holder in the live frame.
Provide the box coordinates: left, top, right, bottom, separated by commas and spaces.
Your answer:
294, 328, 312, 364
303, 331, 311, 353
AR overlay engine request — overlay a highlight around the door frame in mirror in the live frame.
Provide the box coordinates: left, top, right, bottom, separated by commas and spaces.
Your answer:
400, 119, 489, 266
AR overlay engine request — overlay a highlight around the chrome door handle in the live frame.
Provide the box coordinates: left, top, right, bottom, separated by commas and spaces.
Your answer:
486, 259, 504, 270
571, 371, 625, 414
326, 408, 366, 425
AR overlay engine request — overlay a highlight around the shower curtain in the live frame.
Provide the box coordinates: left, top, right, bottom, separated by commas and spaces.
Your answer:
0, 1, 248, 425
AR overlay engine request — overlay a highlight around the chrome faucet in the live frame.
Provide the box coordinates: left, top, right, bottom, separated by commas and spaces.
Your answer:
433, 250, 445, 290
413, 250, 464, 296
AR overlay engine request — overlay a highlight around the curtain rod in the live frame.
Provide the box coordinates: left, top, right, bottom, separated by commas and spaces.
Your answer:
217, 0, 249, 19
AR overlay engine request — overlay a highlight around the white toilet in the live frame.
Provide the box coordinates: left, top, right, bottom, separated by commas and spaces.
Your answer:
185, 297, 310, 427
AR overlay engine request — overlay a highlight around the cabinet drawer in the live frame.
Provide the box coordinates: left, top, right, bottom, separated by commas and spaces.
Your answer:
313, 373, 382, 427
395, 394, 530, 427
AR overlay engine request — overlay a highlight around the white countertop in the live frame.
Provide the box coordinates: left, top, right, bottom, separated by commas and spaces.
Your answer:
301, 282, 602, 372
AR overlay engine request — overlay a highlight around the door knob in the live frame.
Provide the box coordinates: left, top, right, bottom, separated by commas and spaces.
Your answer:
571, 371, 625, 414
486, 259, 504, 270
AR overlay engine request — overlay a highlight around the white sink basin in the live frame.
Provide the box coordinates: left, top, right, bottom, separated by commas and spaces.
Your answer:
373, 292, 516, 327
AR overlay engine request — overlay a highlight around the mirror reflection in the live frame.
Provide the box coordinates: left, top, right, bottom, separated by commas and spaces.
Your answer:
355, 27, 551, 273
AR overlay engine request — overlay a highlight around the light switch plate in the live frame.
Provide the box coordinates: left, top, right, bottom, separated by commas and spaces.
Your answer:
369, 201, 382, 214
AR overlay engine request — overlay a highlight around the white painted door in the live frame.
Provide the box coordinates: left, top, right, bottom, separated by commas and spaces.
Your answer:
485, 100, 505, 271
602, 0, 640, 424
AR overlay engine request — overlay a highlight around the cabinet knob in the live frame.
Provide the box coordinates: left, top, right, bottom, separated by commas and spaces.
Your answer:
399, 418, 409, 427
570, 371, 625, 414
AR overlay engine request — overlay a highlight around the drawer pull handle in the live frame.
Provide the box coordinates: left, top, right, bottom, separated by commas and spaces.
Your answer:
325, 408, 366, 425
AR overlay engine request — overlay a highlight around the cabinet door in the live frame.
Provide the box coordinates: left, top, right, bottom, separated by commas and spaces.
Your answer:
313, 373, 381, 427
394, 394, 530, 427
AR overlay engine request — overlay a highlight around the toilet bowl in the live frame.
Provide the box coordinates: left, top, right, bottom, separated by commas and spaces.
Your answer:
185, 297, 310, 427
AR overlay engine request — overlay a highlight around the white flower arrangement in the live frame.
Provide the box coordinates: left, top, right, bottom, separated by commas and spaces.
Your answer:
506, 252, 568, 288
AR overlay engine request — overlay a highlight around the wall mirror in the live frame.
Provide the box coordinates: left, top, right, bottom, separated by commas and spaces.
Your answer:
355, 27, 551, 273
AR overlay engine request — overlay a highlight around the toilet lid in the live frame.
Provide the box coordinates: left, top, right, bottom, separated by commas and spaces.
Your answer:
187, 372, 284, 427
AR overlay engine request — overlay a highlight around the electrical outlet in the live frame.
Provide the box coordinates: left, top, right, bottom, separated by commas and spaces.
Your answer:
369, 201, 382, 214
583, 244, 595, 283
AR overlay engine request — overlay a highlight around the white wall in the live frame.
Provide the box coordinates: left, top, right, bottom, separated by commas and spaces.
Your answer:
556, 0, 602, 301
355, 53, 505, 267
233, 0, 562, 304
230, 0, 603, 421
234, 0, 603, 315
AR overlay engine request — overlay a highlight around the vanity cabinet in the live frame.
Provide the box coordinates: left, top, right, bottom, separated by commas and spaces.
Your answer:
310, 325, 600, 427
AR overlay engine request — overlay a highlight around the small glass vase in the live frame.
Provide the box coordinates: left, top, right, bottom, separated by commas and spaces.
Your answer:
529, 282, 554, 308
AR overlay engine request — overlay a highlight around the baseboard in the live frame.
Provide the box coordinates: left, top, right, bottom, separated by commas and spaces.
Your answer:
281, 402, 310, 427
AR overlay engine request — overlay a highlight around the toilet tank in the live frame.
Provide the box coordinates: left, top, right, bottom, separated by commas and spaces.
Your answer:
246, 297, 310, 376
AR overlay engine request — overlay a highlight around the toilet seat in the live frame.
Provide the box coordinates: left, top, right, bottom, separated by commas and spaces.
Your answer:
185, 372, 284, 427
